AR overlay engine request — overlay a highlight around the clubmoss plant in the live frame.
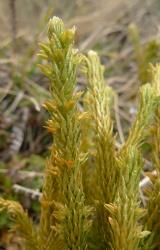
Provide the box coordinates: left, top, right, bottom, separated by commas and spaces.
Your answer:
105, 146, 143, 250
83, 51, 158, 250
105, 82, 158, 250
0, 16, 160, 250
0, 198, 39, 250
83, 51, 117, 249
39, 16, 92, 250
141, 64, 160, 250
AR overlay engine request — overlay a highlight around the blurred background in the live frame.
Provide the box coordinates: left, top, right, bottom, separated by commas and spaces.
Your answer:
0, 0, 160, 249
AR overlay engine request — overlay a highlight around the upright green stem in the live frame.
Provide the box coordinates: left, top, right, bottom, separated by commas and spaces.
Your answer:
39, 17, 92, 250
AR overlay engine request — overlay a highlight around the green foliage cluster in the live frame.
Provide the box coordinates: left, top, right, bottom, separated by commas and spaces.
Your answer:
1, 16, 160, 250
128, 23, 160, 85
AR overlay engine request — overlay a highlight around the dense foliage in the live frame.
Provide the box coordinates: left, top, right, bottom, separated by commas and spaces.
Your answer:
1, 16, 160, 250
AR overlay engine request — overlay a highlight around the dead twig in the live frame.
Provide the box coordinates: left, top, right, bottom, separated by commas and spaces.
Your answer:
13, 184, 42, 200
